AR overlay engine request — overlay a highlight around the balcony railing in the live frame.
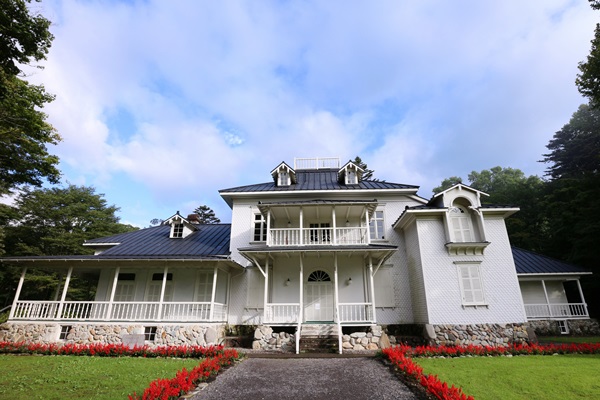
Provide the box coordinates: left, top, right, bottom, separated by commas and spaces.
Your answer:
11, 300, 228, 322
269, 227, 368, 246
524, 303, 589, 320
338, 302, 373, 323
264, 303, 300, 324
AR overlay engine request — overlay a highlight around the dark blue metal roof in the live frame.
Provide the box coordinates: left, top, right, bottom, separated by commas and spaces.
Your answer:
220, 169, 419, 193
512, 247, 591, 275
85, 224, 231, 258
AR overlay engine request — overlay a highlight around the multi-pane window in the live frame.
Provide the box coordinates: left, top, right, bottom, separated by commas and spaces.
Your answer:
347, 170, 357, 184
449, 206, 474, 242
59, 325, 72, 341
253, 214, 267, 241
172, 223, 184, 238
114, 273, 136, 301
369, 210, 385, 240
195, 271, 213, 302
278, 171, 290, 186
457, 264, 485, 306
144, 326, 157, 341
145, 273, 173, 302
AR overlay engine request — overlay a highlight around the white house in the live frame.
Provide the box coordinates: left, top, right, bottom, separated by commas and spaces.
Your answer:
0, 157, 592, 352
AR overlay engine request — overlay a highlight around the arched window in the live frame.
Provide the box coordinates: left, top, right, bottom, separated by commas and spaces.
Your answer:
307, 270, 331, 282
449, 205, 474, 242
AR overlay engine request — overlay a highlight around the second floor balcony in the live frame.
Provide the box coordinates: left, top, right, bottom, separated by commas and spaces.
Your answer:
257, 200, 380, 248
269, 226, 369, 246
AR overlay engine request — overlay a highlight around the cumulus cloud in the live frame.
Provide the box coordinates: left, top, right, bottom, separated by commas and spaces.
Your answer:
27, 0, 596, 225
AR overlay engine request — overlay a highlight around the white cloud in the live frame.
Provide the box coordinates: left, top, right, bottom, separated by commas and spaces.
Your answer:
26, 0, 596, 224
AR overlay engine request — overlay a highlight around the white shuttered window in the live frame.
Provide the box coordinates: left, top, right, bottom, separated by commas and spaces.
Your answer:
457, 264, 485, 306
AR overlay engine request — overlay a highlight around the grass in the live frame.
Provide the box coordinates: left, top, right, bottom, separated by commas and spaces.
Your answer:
539, 336, 600, 344
0, 354, 203, 400
414, 354, 600, 400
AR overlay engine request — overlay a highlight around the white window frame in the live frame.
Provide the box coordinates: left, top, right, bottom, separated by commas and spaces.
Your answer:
144, 272, 174, 302
278, 170, 290, 186
369, 210, 385, 240
171, 222, 184, 238
194, 270, 213, 302
347, 170, 357, 184
253, 213, 267, 242
114, 273, 136, 302
449, 206, 474, 242
456, 263, 486, 307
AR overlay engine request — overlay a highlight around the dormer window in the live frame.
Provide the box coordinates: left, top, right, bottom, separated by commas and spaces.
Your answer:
172, 223, 184, 238
271, 162, 296, 187
164, 211, 198, 239
347, 170, 357, 184
338, 160, 363, 185
278, 171, 290, 186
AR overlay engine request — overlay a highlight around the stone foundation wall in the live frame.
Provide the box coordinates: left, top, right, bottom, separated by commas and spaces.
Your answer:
342, 325, 392, 351
528, 319, 600, 336
0, 323, 225, 347
426, 323, 529, 347
252, 325, 295, 351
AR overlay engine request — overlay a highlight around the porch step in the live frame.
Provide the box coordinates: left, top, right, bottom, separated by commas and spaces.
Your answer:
300, 324, 339, 353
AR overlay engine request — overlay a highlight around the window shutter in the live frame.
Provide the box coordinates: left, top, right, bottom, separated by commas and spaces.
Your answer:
246, 269, 265, 308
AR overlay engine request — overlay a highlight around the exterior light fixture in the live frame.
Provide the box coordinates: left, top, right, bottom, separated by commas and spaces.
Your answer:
347, 277, 352, 286
285, 278, 291, 286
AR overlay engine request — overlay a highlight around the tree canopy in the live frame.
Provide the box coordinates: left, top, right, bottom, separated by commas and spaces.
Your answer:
3, 185, 136, 256
0, 0, 60, 194
193, 205, 221, 224
352, 156, 375, 180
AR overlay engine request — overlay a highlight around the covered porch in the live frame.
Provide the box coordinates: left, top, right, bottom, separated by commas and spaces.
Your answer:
519, 277, 589, 320
240, 246, 396, 330
5, 258, 241, 324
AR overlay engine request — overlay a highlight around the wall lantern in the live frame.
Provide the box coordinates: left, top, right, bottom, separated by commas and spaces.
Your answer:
285, 278, 291, 286
346, 277, 352, 286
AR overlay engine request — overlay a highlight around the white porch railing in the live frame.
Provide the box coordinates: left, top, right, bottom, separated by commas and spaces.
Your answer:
11, 301, 228, 322
524, 303, 589, 320
294, 157, 340, 169
264, 303, 300, 324
338, 302, 373, 323
269, 227, 368, 246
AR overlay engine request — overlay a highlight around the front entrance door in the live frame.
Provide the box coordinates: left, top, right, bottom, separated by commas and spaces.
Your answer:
304, 270, 333, 322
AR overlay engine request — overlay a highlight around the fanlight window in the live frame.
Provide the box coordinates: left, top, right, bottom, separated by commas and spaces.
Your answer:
307, 270, 331, 282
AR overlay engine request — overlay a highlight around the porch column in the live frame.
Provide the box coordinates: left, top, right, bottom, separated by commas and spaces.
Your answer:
266, 211, 272, 246
55, 267, 73, 320
299, 207, 304, 245
157, 265, 169, 321
299, 256, 304, 324
333, 253, 339, 322
209, 266, 218, 321
576, 280, 588, 316
541, 280, 551, 317
365, 210, 371, 244
368, 256, 377, 323
332, 207, 337, 245
8, 267, 27, 320
106, 267, 120, 320
264, 257, 270, 322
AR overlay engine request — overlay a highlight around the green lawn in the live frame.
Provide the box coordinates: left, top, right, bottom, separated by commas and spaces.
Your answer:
0, 355, 203, 400
414, 354, 600, 400
538, 336, 600, 344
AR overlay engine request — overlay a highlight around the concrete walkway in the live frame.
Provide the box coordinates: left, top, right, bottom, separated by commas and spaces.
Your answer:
189, 357, 417, 400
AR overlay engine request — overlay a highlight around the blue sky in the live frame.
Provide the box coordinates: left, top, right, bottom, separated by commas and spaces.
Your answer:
22, 0, 597, 227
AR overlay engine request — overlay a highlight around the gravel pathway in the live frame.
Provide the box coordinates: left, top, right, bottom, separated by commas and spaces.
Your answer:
189, 357, 417, 400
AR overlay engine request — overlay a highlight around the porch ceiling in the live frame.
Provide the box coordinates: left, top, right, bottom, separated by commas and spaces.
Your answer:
257, 200, 378, 222
239, 245, 397, 265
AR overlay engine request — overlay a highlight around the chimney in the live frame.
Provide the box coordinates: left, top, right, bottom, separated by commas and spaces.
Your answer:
187, 214, 201, 224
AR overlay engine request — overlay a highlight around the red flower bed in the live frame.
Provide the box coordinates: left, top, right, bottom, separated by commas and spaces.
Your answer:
128, 349, 240, 400
0, 341, 224, 358
382, 342, 600, 400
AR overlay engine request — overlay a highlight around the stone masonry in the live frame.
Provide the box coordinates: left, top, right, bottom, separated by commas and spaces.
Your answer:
425, 323, 529, 346
0, 322, 225, 347
252, 325, 295, 352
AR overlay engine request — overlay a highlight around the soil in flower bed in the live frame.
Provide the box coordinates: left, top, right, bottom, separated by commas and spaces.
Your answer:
0, 355, 203, 400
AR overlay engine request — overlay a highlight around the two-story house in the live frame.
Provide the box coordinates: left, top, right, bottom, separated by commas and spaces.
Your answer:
0, 157, 592, 352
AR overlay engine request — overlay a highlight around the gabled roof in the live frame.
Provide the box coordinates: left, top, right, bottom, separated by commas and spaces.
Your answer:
431, 183, 489, 199
84, 224, 232, 258
220, 169, 418, 198
513, 247, 591, 275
